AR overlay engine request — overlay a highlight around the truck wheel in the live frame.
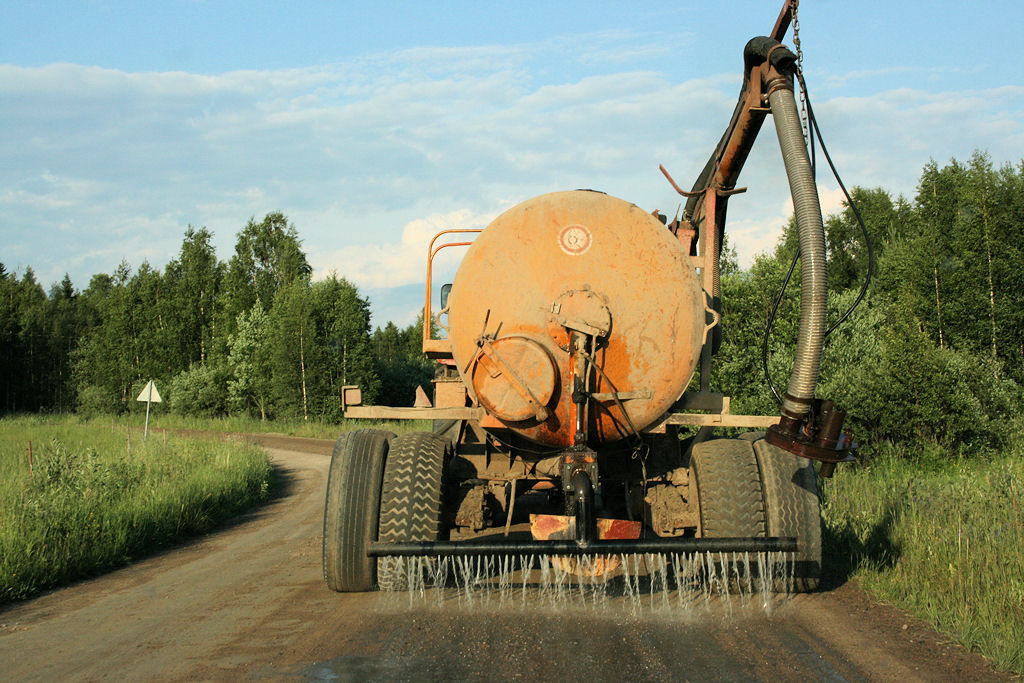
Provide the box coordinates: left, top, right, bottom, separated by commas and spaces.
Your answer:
753, 438, 822, 592
377, 431, 449, 591
323, 429, 394, 592
690, 438, 767, 591
690, 438, 767, 538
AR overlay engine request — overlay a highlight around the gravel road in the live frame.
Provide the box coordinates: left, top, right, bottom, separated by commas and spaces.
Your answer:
0, 436, 1011, 681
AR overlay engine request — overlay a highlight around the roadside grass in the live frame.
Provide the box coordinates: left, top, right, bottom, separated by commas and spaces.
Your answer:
75, 412, 428, 440
822, 448, 1024, 675
0, 416, 273, 604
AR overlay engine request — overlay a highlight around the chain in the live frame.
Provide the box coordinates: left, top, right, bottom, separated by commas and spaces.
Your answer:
791, 0, 810, 147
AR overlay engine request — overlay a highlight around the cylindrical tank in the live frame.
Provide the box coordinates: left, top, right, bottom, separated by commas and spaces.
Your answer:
448, 190, 706, 449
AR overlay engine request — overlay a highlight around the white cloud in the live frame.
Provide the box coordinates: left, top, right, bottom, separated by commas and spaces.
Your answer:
0, 172, 110, 210
820, 65, 981, 91
779, 184, 847, 223
313, 208, 496, 291
2, 43, 1023, 327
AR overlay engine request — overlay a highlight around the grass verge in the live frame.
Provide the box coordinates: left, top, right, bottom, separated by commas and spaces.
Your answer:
0, 415, 273, 604
822, 449, 1024, 675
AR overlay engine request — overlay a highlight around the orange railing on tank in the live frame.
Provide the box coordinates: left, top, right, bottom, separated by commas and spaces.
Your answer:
423, 228, 482, 357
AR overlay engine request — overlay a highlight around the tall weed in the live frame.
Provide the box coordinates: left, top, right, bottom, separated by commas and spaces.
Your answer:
823, 449, 1024, 674
0, 417, 272, 603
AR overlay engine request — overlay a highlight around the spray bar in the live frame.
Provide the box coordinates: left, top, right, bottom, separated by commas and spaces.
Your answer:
368, 537, 797, 558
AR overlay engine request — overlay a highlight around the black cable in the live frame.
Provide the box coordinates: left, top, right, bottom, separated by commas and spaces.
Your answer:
762, 246, 800, 404
761, 71, 875, 404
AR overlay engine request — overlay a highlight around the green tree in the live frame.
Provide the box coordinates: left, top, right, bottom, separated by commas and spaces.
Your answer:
372, 318, 434, 407
824, 187, 908, 293
72, 271, 123, 410
46, 274, 83, 412
219, 212, 312, 354
227, 304, 273, 420
126, 261, 175, 381
268, 280, 316, 420
164, 227, 223, 367
310, 274, 380, 416
992, 159, 1024, 381
0, 263, 15, 409
714, 237, 802, 415
12, 268, 55, 411
168, 363, 231, 417
712, 152, 1024, 457
886, 153, 1024, 382
0, 265, 53, 411
72, 261, 170, 411
819, 295, 1018, 452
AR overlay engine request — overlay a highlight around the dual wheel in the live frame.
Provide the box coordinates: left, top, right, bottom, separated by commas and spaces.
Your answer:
690, 435, 822, 592
325, 430, 821, 592
322, 429, 448, 592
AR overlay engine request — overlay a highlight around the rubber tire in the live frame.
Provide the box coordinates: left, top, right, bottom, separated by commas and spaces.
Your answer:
322, 429, 394, 592
753, 438, 822, 592
690, 438, 767, 538
376, 431, 449, 591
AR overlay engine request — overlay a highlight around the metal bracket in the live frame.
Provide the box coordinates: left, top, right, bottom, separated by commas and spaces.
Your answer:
765, 398, 858, 476
561, 445, 600, 512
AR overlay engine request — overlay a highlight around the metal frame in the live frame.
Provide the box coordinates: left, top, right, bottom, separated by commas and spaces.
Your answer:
423, 228, 481, 358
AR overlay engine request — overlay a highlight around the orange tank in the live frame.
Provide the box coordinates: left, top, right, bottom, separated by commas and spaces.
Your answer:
448, 190, 707, 449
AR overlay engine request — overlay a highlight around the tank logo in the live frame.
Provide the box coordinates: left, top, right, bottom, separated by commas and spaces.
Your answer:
558, 224, 592, 256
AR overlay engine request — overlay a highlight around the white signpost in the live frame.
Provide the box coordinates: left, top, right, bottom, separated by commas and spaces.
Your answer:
136, 380, 162, 441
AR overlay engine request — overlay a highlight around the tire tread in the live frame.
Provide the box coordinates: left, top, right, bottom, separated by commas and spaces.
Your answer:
690, 438, 767, 538
376, 432, 448, 590
753, 438, 822, 592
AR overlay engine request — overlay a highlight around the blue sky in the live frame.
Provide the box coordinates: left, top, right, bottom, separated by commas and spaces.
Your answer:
2, 1, 1022, 326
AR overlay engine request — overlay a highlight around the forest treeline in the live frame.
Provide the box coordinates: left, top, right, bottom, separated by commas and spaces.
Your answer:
1, 212, 432, 422
3, 151, 1023, 454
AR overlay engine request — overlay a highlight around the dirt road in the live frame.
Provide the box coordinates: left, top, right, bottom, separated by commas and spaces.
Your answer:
0, 438, 1010, 681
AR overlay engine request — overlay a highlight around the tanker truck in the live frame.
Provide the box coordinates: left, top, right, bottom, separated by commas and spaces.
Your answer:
324, 0, 857, 594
